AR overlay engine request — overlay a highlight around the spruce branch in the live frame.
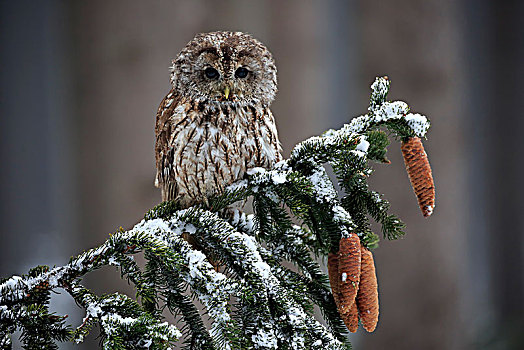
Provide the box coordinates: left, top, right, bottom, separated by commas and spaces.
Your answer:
0, 76, 433, 349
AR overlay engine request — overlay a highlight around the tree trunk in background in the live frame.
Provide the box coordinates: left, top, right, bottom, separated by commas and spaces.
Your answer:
486, 1, 524, 345
0, 2, 79, 348
464, 1, 524, 348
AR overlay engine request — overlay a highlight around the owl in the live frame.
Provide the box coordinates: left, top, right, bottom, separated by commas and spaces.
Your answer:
155, 31, 283, 208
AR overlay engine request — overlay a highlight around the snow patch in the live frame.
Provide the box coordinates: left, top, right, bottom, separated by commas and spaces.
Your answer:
309, 167, 337, 203
341, 273, 347, 282
271, 171, 287, 184
252, 328, 278, 348
247, 167, 266, 175
405, 113, 430, 137
355, 137, 370, 153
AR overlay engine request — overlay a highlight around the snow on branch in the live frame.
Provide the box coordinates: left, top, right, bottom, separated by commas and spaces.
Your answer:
0, 76, 433, 349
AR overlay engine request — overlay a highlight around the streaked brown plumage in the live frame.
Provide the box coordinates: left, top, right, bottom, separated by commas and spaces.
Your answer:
155, 32, 282, 207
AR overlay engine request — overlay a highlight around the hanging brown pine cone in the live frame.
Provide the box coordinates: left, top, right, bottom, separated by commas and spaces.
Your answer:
401, 137, 436, 217
356, 245, 379, 332
337, 234, 362, 315
341, 299, 359, 333
327, 252, 340, 306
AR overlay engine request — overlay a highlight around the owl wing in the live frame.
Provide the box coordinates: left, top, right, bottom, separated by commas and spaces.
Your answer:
154, 89, 185, 192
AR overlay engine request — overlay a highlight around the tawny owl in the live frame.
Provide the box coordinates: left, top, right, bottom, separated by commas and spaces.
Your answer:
155, 31, 283, 208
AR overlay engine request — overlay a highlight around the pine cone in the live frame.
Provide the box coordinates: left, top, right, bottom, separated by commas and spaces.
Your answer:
327, 252, 340, 306
340, 299, 359, 333
401, 137, 435, 217
356, 245, 379, 332
338, 234, 361, 315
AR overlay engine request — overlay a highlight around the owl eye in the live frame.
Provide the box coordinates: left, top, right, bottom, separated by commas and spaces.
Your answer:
204, 67, 219, 79
235, 67, 249, 79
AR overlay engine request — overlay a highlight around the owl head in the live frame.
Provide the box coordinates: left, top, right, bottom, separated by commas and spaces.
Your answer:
170, 31, 277, 107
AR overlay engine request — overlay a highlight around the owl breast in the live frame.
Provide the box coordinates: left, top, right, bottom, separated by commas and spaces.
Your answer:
155, 93, 282, 207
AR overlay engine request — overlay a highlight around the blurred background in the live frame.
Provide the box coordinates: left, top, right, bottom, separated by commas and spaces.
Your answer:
1, 0, 523, 349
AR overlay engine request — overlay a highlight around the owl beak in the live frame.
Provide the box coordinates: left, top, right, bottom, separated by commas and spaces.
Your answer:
223, 86, 231, 100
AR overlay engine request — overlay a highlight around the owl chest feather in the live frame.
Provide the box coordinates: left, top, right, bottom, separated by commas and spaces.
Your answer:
159, 102, 281, 206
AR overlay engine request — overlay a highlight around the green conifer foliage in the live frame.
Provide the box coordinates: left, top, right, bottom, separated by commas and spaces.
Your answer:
0, 77, 432, 349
